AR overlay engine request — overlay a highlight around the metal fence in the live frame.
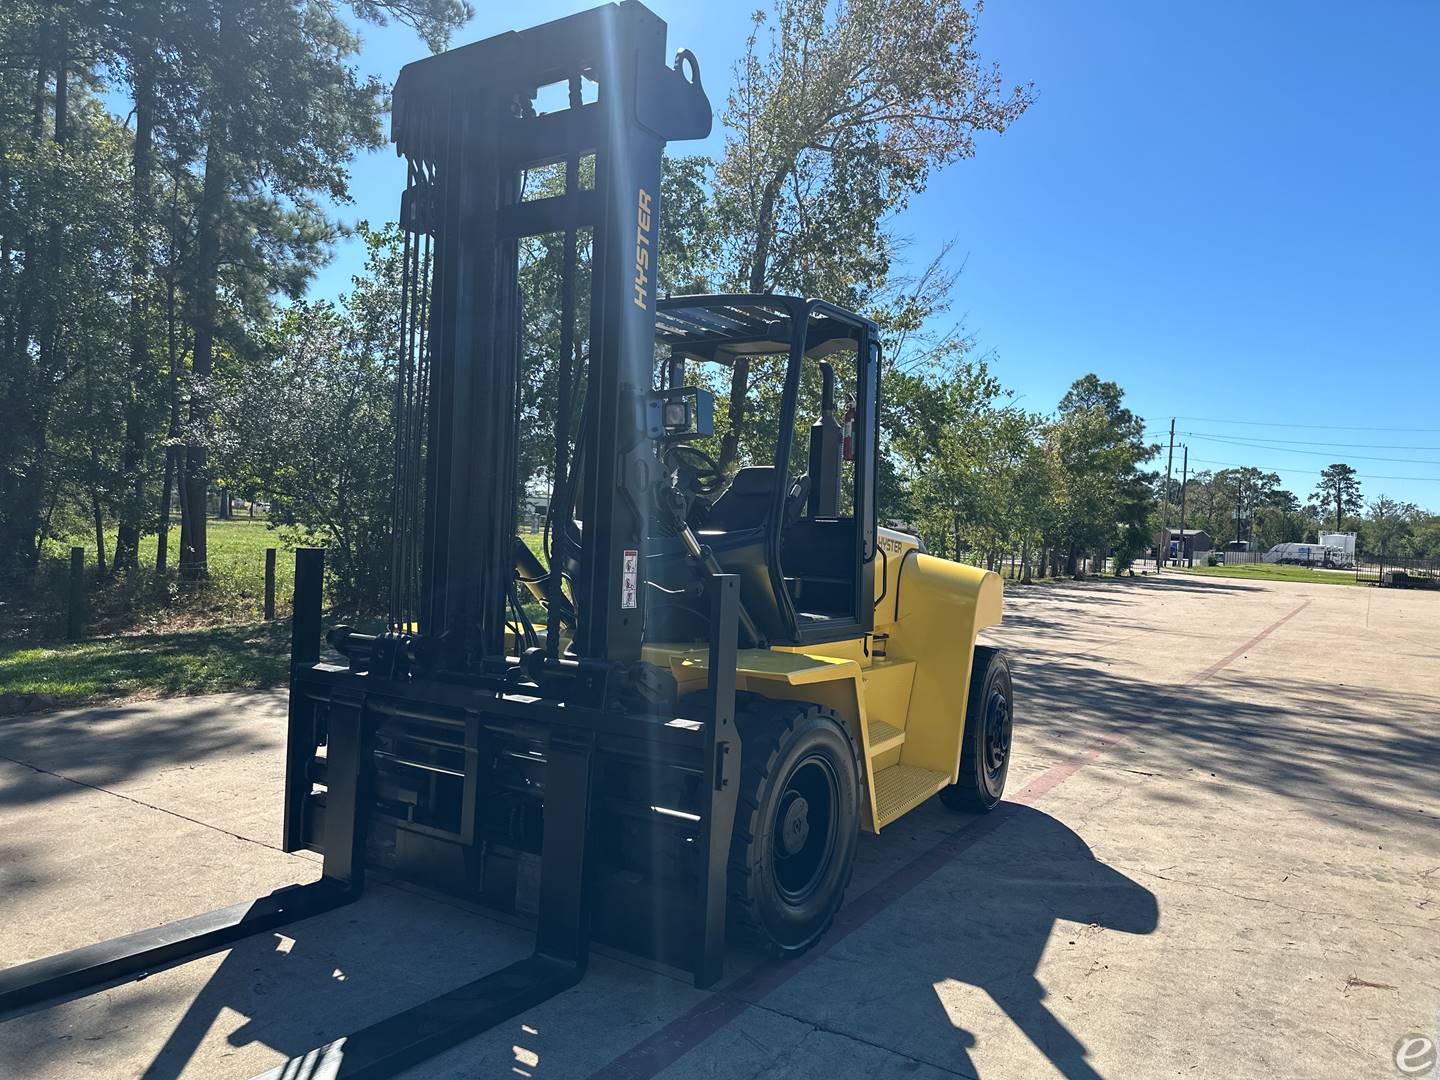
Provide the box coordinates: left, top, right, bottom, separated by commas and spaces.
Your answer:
1355, 556, 1440, 588
1210, 548, 1354, 569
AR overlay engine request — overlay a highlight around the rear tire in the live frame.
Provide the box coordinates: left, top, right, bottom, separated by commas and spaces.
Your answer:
939, 646, 1013, 813
728, 696, 860, 955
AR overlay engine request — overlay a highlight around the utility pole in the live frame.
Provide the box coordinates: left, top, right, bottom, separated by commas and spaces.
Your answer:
1160, 418, 1175, 568
1235, 473, 1244, 546
1178, 444, 1189, 566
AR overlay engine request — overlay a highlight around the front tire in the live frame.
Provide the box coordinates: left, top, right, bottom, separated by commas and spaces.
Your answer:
939, 646, 1013, 813
729, 697, 860, 955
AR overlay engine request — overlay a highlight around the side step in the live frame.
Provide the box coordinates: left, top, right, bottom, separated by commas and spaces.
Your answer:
866, 717, 905, 756
872, 764, 949, 829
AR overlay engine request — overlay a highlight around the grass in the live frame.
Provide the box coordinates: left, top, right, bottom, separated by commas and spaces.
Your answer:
1175, 562, 1364, 587
3, 518, 297, 642
42, 517, 296, 621
0, 523, 550, 713
0, 620, 292, 714
0, 518, 303, 714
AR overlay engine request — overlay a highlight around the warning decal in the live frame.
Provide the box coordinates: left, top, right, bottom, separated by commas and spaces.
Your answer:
621, 549, 639, 609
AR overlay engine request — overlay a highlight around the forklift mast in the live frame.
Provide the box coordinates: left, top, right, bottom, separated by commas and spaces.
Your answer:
389, 0, 710, 677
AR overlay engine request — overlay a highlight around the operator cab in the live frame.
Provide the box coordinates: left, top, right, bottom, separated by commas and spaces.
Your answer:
648, 295, 879, 648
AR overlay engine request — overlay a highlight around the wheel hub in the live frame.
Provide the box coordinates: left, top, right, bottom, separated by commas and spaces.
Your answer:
780, 795, 811, 855
984, 689, 1012, 778
771, 754, 840, 904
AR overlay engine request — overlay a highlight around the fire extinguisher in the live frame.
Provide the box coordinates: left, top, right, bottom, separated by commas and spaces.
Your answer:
841, 397, 856, 461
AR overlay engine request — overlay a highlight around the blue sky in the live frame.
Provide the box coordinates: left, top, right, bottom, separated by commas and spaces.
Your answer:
313, 1, 1440, 508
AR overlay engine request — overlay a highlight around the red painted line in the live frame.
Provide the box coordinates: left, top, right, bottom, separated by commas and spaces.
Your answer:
589, 600, 1310, 1080
1186, 599, 1310, 685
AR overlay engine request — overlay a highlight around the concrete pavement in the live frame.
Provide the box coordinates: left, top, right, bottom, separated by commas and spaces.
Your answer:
0, 574, 1435, 1079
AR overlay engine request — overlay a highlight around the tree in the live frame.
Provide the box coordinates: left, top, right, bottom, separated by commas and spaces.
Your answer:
1361, 495, 1417, 560
0, 7, 133, 573
1211, 467, 1280, 546
1406, 514, 1440, 561
710, 0, 1031, 469
1253, 488, 1305, 548
0, 0, 470, 582
177, 0, 384, 579
1313, 463, 1361, 532
887, 359, 1005, 559
657, 155, 721, 297
217, 224, 404, 614
1046, 375, 1156, 575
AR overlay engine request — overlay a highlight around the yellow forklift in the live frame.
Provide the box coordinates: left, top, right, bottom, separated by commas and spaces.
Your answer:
0, 4, 1012, 1076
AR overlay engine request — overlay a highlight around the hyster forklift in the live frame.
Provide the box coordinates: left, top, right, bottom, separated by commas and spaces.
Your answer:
0, 3, 1013, 1076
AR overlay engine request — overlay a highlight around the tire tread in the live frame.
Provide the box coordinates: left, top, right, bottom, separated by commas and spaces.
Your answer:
726, 695, 858, 954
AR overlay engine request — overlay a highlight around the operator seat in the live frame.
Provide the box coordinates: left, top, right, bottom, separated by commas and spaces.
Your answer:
700, 466, 810, 532
702, 466, 776, 531
657, 465, 808, 645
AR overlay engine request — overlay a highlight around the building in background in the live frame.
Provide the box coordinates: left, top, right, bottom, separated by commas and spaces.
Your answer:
1154, 528, 1212, 566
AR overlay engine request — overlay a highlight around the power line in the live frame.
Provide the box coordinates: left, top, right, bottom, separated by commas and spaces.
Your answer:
1182, 430, 1440, 452
1175, 415, 1440, 433
1178, 432, 1440, 466
1183, 455, 1440, 483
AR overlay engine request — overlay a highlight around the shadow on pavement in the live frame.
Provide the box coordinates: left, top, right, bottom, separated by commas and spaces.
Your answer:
1011, 650, 1436, 832
0, 882, 534, 1080
0, 694, 275, 811
925, 804, 1159, 1080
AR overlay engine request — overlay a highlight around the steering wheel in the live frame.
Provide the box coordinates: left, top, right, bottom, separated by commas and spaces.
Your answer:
663, 442, 726, 496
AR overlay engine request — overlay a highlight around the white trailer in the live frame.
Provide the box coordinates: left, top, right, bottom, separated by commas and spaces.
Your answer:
1263, 542, 1353, 569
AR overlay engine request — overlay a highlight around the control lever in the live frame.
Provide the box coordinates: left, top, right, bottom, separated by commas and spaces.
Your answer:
679, 524, 764, 646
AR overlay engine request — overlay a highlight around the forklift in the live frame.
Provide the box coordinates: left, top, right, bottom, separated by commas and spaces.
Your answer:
0, 3, 1013, 1076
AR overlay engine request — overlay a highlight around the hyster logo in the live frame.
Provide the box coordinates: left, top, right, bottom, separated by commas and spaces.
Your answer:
633, 187, 653, 309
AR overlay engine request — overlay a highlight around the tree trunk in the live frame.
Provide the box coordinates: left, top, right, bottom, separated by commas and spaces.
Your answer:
717, 172, 786, 473
181, 126, 227, 580
156, 168, 184, 576
748, 175, 782, 295
114, 59, 155, 571
1020, 536, 1031, 585
0, 41, 55, 569
92, 491, 107, 578
156, 446, 176, 573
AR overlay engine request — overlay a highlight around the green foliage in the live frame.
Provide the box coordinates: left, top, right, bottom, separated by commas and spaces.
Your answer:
1043, 375, 1156, 573
715, 0, 1033, 301
1359, 496, 1421, 560
0, 0, 467, 592
1160, 468, 1321, 555
4, 518, 296, 646
707, 0, 1031, 469
217, 225, 401, 615
0, 49, 137, 569
1313, 463, 1363, 532
659, 155, 722, 296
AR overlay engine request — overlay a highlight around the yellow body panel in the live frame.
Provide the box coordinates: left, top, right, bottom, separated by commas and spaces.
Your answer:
644, 527, 1004, 833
